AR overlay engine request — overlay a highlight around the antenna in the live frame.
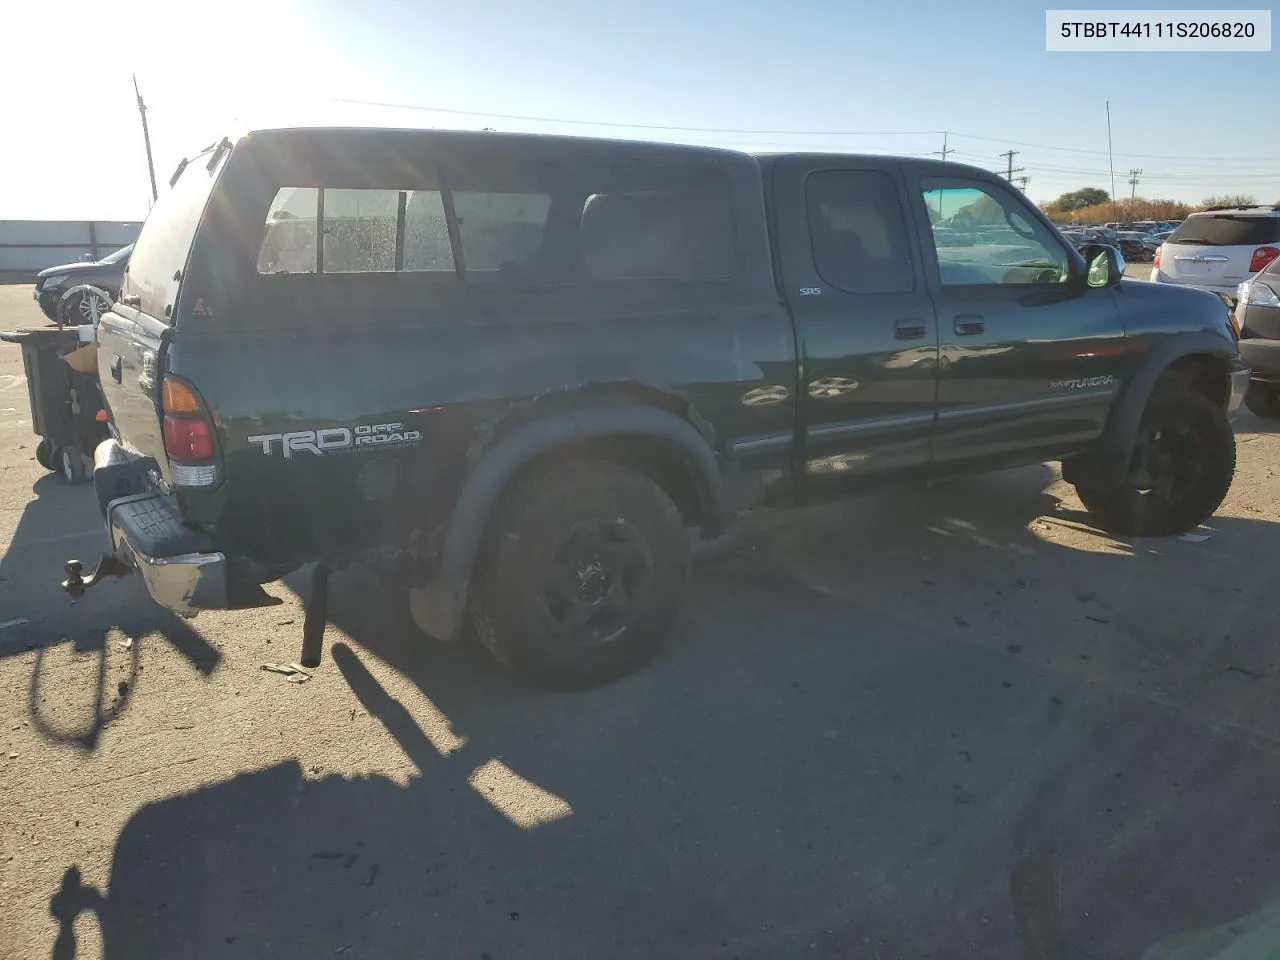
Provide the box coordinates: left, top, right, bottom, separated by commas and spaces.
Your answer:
133, 74, 159, 204
1106, 100, 1117, 220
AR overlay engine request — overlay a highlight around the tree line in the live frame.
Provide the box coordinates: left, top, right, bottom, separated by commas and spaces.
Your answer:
1040, 188, 1273, 225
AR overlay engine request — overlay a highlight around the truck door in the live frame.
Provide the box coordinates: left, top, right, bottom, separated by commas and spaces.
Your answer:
906, 173, 1126, 468
772, 158, 939, 498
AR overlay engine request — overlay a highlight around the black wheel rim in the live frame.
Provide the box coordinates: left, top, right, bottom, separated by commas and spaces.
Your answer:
1128, 421, 1202, 503
540, 518, 653, 647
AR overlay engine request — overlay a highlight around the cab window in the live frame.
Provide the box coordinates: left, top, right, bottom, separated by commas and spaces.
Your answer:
805, 170, 915, 294
921, 180, 1069, 286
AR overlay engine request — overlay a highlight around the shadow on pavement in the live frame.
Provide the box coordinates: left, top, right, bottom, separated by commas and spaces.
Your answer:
47, 465, 1280, 958
1, 473, 221, 751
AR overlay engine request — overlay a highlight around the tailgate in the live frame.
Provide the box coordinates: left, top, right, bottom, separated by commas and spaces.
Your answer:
1162, 242, 1254, 287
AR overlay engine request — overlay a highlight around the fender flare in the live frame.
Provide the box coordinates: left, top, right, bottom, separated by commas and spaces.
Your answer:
1069, 330, 1237, 487
409, 406, 728, 641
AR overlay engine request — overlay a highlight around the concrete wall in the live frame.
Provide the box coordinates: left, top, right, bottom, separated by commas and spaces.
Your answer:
0, 221, 142, 281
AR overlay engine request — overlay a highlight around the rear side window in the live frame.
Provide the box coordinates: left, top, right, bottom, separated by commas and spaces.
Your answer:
125, 154, 223, 321
258, 188, 456, 275
254, 156, 737, 285
805, 170, 915, 294
454, 192, 550, 273
1170, 215, 1280, 246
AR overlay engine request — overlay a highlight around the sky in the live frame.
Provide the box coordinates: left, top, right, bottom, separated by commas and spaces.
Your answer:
1, 0, 1277, 221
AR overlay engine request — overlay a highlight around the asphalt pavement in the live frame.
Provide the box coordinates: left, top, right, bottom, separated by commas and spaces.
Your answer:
5, 279, 1280, 960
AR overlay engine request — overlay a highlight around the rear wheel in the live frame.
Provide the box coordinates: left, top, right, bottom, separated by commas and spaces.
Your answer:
469, 461, 690, 690
1245, 383, 1280, 419
1074, 390, 1235, 536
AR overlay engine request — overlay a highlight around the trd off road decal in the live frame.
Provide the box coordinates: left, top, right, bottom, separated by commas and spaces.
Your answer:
1049, 374, 1115, 391
248, 422, 423, 459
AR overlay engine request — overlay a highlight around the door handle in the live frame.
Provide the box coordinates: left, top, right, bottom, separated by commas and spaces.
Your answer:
109, 354, 123, 383
954, 314, 985, 336
894, 319, 926, 340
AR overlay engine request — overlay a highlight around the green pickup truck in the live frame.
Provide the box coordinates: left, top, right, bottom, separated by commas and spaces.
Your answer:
66, 127, 1248, 689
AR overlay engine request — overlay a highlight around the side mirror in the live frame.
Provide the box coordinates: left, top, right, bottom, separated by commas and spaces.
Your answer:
79, 253, 96, 263
1078, 242, 1123, 289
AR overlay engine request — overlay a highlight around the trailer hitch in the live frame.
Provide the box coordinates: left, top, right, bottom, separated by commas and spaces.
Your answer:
61, 556, 133, 598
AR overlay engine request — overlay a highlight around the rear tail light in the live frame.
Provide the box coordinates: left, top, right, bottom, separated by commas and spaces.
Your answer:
1153, 244, 1163, 269
1249, 246, 1280, 274
161, 375, 218, 486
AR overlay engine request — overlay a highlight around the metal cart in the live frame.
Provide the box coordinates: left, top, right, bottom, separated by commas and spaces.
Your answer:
1, 324, 109, 484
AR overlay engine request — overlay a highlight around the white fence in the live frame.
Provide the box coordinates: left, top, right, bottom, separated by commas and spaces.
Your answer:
0, 221, 142, 280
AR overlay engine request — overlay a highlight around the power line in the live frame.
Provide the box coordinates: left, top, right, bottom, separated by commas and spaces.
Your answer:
313, 94, 1280, 163
324, 96, 936, 138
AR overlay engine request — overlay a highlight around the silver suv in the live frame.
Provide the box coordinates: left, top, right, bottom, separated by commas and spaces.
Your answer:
1151, 205, 1280, 303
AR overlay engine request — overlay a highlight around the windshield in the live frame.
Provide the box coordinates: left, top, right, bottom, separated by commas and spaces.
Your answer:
1169, 215, 1280, 246
100, 243, 133, 264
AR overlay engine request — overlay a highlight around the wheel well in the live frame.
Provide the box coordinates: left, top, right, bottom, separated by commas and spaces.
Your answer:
1159, 353, 1229, 408
499, 433, 708, 530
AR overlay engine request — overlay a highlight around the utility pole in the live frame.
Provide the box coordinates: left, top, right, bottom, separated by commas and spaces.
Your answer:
133, 74, 158, 204
1015, 175, 1030, 191
933, 132, 953, 163
931, 133, 952, 217
1106, 100, 1117, 221
999, 149, 1024, 182
1128, 167, 1143, 199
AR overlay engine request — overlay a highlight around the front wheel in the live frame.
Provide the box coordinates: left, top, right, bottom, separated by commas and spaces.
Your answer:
469, 461, 690, 691
1074, 391, 1235, 537
60, 290, 110, 326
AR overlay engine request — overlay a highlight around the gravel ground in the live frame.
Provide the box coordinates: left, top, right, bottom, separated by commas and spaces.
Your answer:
4, 279, 1280, 960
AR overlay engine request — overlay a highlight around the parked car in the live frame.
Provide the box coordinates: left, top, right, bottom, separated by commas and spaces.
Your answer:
33, 244, 133, 324
66, 128, 1247, 690
1151, 206, 1280, 302
1234, 254, 1280, 416
1115, 234, 1152, 262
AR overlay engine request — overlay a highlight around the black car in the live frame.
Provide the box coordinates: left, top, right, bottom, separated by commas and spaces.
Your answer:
33, 244, 133, 324
67, 128, 1247, 691
1115, 234, 1151, 263
1235, 255, 1280, 416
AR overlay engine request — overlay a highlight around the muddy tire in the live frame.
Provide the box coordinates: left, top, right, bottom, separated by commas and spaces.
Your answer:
1245, 383, 1280, 419
468, 461, 689, 691
1075, 390, 1235, 537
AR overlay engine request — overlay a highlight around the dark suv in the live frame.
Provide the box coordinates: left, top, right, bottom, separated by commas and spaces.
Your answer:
34, 244, 132, 323
68, 128, 1248, 689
